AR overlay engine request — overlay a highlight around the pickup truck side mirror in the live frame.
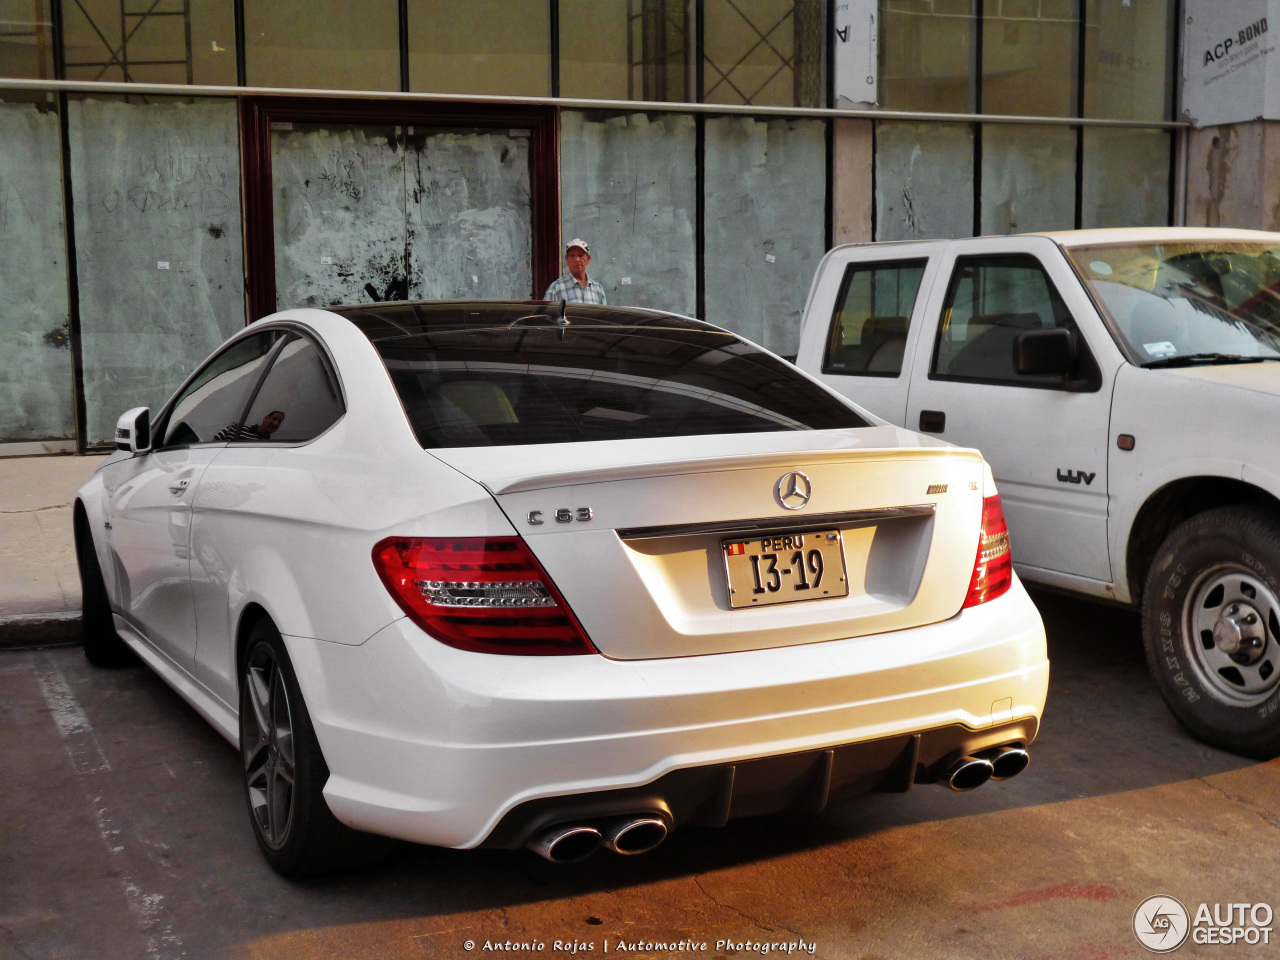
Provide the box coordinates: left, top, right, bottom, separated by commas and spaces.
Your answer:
114, 407, 152, 455
1014, 328, 1075, 377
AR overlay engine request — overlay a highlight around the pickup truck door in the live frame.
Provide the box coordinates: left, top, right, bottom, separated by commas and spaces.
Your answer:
904, 236, 1121, 584
795, 242, 943, 424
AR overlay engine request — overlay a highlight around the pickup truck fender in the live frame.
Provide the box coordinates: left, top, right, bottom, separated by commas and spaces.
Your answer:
1108, 365, 1280, 605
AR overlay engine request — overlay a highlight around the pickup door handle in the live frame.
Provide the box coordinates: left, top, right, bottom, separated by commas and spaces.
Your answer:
167, 478, 190, 495
919, 410, 945, 433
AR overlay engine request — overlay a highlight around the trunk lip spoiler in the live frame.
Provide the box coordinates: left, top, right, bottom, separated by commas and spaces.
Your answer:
449, 446, 984, 496
616, 504, 936, 541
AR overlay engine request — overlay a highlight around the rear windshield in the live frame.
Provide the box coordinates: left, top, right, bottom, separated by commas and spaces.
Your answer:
351, 318, 869, 448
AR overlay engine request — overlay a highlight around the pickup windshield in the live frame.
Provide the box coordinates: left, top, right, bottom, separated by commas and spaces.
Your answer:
1065, 241, 1280, 365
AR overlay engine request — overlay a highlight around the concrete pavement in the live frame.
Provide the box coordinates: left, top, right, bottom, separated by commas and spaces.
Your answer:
0, 454, 106, 639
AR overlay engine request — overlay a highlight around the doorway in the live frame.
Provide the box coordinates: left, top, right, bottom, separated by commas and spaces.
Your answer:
240, 98, 560, 320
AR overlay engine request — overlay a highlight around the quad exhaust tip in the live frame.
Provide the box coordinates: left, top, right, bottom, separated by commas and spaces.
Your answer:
527, 825, 602, 863
945, 756, 995, 791
602, 817, 668, 856
990, 746, 1030, 781
942, 746, 1030, 791
528, 816, 669, 862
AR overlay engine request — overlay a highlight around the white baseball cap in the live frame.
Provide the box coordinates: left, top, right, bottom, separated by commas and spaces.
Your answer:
565, 238, 590, 254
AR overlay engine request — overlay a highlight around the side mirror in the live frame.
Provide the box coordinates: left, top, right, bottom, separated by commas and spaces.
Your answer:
114, 407, 152, 454
1014, 328, 1075, 377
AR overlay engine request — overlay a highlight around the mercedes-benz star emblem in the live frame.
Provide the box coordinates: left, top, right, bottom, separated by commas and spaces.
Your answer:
775, 471, 812, 510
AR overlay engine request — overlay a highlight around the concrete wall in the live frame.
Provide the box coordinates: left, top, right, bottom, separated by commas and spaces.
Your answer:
1186, 121, 1280, 230
833, 118, 872, 245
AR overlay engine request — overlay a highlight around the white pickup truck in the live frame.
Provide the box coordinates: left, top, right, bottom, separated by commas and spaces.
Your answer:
795, 227, 1280, 759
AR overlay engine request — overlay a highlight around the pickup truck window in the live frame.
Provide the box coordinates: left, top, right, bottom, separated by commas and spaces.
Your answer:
1065, 240, 1280, 365
822, 259, 926, 377
933, 255, 1089, 389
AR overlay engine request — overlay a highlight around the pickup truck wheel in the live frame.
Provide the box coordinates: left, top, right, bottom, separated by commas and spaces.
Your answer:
1143, 506, 1280, 760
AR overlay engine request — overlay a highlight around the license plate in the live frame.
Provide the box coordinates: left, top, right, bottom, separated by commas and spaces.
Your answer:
722, 529, 849, 609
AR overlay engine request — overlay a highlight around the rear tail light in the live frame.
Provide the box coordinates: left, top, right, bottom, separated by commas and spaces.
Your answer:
963, 494, 1012, 608
372, 537, 597, 655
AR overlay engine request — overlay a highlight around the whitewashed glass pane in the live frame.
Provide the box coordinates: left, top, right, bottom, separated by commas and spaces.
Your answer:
68, 97, 245, 445
272, 124, 408, 308
1081, 127, 1170, 228
704, 116, 826, 356
0, 99, 73, 441
559, 111, 696, 314
875, 121, 974, 241
980, 123, 1076, 235
407, 129, 532, 299
274, 125, 533, 306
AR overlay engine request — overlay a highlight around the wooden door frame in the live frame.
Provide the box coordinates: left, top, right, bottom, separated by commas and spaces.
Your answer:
239, 96, 561, 322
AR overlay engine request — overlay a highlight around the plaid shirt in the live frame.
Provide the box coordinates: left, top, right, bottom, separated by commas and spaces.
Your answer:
544, 272, 607, 305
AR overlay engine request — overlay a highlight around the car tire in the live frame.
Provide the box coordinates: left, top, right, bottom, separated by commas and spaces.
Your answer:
1142, 506, 1280, 760
239, 618, 393, 877
75, 518, 133, 667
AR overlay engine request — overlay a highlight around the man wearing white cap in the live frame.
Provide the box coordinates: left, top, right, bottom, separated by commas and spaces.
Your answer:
544, 238, 607, 305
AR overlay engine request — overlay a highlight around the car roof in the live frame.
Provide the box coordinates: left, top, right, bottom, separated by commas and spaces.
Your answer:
324, 300, 724, 340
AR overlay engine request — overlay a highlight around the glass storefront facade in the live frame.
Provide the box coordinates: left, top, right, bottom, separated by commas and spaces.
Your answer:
0, 1, 1181, 448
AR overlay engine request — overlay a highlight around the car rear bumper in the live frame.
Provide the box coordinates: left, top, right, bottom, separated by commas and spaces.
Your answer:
285, 578, 1048, 849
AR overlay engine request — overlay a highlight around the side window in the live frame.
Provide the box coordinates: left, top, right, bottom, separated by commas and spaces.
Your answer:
822, 260, 926, 377
161, 333, 280, 447
233, 336, 345, 443
933, 255, 1082, 387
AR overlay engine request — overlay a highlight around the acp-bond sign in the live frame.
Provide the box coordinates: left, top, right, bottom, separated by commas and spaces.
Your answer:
1183, 0, 1279, 126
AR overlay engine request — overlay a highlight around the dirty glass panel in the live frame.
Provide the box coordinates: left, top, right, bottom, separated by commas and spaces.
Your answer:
272, 123, 408, 308
245, 0, 398, 91
874, 121, 974, 241
703, 0, 826, 107
62, 0, 235, 85
405, 128, 533, 299
0, 98, 73, 441
880, 0, 976, 112
1082, 0, 1172, 121
704, 116, 826, 356
0, 0, 54, 78
68, 97, 245, 445
1081, 127, 1170, 228
408, 0, 550, 96
560, 0, 692, 101
982, 0, 1078, 116
980, 123, 1076, 235
559, 111, 696, 314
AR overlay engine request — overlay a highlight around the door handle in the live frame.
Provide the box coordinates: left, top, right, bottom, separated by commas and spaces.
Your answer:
919, 410, 945, 433
167, 478, 190, 495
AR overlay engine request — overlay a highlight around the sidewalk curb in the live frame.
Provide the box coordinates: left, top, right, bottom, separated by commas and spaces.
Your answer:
0, 612, 81, 650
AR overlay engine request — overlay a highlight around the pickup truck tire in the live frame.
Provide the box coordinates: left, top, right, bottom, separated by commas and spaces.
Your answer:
1142, 506, 1280, 760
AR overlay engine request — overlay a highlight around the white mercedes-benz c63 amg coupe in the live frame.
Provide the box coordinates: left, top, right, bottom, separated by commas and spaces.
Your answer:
74, 301, 1048, 877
